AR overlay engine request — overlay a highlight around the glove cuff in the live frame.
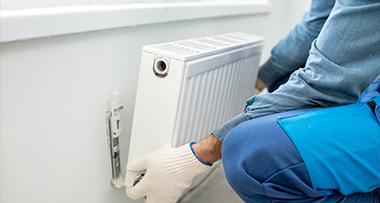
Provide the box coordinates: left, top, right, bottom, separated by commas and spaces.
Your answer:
190, 142, 212, 166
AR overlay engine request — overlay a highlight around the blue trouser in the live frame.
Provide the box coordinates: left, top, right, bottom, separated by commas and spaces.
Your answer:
222, 104, 380, 202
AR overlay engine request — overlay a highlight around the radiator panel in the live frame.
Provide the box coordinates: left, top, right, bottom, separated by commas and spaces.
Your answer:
126, 32, 264, 186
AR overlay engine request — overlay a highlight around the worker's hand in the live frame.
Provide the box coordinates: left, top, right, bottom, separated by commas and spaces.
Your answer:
126, 143, 210, 203
255, 77, 267, 91
254, 77, 268, 95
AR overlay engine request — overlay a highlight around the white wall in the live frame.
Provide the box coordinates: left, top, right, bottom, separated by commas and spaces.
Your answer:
0, 0, 189, 10
0, 1, 311, 203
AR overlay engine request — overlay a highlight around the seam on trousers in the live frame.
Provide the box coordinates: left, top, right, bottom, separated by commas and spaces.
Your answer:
263, 162, 306, 185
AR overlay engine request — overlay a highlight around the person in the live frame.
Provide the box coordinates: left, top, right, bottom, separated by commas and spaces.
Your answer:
126, 0, 380, 202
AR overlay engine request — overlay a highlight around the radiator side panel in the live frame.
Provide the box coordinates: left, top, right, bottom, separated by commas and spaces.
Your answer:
128, 52, 186, 163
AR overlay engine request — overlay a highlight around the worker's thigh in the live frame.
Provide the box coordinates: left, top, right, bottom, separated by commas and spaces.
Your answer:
222, 108, 380, 203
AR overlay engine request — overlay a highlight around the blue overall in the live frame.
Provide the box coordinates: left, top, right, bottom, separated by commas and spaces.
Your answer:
222, 98, 380, 202
277, 97, 380, 196
222, 93, 380, 202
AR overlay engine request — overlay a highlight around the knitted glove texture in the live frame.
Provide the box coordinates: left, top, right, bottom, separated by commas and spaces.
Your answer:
126, 143, 210, 203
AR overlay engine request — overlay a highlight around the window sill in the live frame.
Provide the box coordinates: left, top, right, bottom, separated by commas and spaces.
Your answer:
0, 1, 271, 43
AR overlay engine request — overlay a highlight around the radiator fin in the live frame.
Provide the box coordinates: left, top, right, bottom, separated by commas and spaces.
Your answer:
172, 55, 260, 146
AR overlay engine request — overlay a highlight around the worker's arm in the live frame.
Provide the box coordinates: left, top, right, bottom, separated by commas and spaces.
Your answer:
258, 0, 335, 88
192, 134, 222, 164
214, 0, 380, 142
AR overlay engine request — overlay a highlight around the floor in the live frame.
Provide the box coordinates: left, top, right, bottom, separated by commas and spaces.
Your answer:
178, 161, 244, 203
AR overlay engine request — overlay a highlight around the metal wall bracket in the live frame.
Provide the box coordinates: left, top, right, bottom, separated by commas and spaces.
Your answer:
106, 92, 125, 188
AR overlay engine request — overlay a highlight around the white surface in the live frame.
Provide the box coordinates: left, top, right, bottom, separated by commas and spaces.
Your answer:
1, 0, 198, 10
0, 1, 311, 203
126, 52, 186, 186
0, 1, 270, 43
143, 32, 264, 61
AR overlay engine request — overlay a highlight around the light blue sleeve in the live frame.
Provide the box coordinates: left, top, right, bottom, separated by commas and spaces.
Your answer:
213, 0, 380, 142
258, 0, 335, 86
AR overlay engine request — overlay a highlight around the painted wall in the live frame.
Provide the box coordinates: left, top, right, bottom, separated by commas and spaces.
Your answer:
0, 1, 311, 203
0, 0, 189, 10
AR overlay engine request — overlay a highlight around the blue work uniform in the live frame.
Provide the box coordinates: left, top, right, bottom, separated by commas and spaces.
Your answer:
211, 0, 380, 202
222, 96, 380, 202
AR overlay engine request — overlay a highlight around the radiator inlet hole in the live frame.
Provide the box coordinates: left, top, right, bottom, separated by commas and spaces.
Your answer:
154, 59, 169, 78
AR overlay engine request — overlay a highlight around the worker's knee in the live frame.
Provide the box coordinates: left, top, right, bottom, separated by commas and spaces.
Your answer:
221, 111, 310, 202
222, 124, 269, 202
221, 117, 290, 202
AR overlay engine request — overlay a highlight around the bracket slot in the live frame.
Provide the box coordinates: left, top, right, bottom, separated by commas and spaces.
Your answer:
106, 92, 125, 188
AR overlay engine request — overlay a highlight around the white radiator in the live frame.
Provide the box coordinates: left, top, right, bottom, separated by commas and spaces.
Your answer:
126, 32, 264, 186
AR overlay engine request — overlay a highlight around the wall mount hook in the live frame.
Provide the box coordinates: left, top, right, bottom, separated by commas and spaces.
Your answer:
106, 91, 126, 188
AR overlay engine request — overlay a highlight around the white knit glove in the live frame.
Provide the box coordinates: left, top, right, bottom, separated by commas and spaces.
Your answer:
126, 143, 210, 203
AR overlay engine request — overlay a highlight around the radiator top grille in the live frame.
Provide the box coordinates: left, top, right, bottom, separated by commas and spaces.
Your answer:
143, 32, 264, 61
